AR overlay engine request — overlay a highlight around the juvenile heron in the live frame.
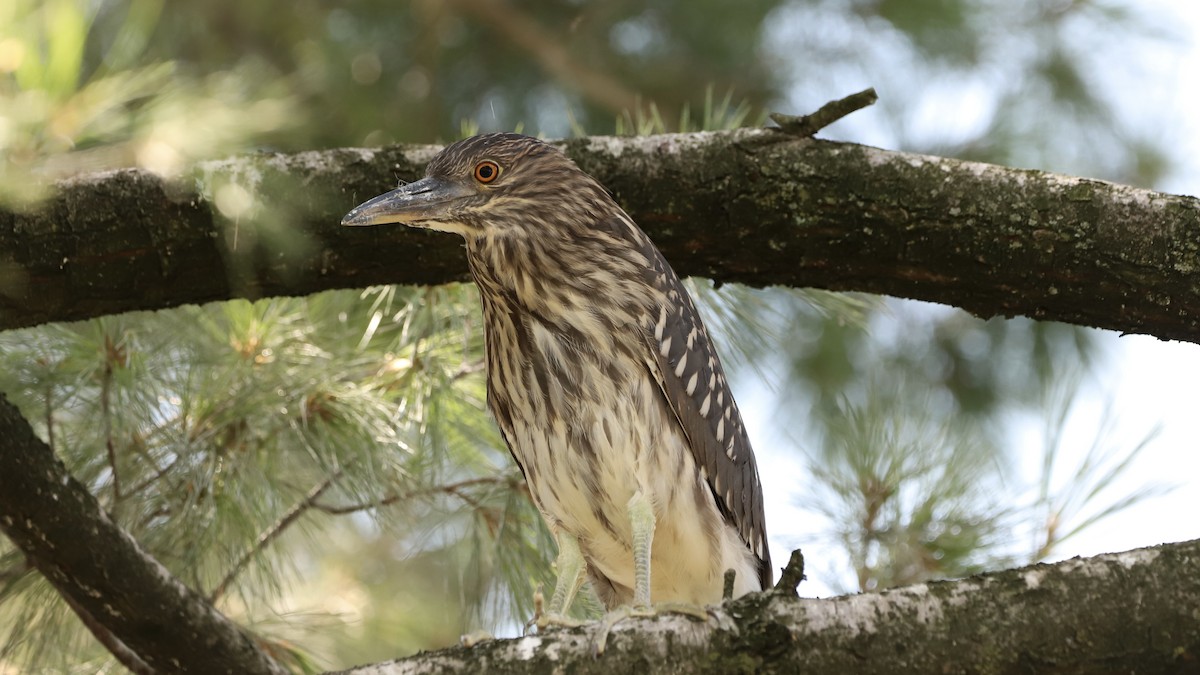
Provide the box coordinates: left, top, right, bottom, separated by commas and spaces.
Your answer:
343, 133, 770, 618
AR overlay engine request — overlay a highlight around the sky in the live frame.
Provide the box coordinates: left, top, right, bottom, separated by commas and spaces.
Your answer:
752, 1, 1200, 596
948, 1, 1200, 563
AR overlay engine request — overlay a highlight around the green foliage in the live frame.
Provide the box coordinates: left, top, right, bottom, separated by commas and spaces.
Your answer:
766, 295, 1166, 592
3, 0, 1172, 204
0, 288, 548, 669
1028, 374, 1173, 562
804, 387, 1012, 592
0, 0, 295, 208
614, 86, 761, 136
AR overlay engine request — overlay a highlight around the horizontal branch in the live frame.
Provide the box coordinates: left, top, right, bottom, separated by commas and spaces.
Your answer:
1, 129, 1198, 343
332, 539, 1200, 674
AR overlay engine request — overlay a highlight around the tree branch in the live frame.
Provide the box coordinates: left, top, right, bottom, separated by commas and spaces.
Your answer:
209, 472, 342, 604
310, 476, 510, 516
330, 539, 1200, 674
0, 393, 287, 675
2, 128, 1196, 342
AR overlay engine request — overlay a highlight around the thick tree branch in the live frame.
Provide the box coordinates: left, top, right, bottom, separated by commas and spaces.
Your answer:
1, 129, 1197, 342
332, 539, 1200, 674
0, 393, 287, 675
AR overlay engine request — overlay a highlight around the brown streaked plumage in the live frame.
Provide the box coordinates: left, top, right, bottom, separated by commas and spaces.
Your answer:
343, 133, 770, 611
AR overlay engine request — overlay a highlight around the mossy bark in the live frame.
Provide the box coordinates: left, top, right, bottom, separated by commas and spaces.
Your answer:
2, 129, 1197, 341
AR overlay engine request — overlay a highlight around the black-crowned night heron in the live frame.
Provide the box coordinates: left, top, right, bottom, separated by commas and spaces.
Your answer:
343, 133, 770, 622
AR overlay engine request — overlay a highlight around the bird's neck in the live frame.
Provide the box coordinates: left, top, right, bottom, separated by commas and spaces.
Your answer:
466, 227, 663, 352
466, 231, 567, 317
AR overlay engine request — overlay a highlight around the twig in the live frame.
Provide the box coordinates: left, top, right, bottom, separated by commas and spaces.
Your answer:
451, 359, 486, 381
210, 474, 513, 603
774, 549, 805, 597
43, 383, 55, 452
132, 506, 173, 533
769, 88, 878, 138
209, 471, 342, 603
723, 568, 736, 600
124, 453, 182, 499
100, 353, 121, 504
311, 476, 508, 515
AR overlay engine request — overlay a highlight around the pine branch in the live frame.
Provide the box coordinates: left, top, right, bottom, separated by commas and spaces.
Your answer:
310, 476, 510, 515
208, 474, 515, 603
209, 472, 342, 603
100, 355, 121, 504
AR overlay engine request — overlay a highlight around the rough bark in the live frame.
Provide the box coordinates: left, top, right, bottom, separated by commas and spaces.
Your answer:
334, 540, 1200, 674
1, 129, 1197, 342
0, 393, 288, 675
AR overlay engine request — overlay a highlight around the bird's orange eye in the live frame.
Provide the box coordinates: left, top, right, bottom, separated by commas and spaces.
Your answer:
474, 160, 501, 184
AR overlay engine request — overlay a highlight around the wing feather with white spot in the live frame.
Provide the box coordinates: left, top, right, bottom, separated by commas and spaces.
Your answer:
635, 233, 772, 590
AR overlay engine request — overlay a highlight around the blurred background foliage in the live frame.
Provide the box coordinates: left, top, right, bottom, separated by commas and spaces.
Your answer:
0, 0, 1182, 671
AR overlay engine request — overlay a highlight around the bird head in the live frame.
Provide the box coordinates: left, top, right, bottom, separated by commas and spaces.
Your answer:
341, 133, 613, 240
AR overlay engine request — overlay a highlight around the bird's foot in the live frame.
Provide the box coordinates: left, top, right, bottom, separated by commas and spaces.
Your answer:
523, 585, 586, 635
459, 630, 495, 647
592, 602, 711, 655
528, 611, 586, 634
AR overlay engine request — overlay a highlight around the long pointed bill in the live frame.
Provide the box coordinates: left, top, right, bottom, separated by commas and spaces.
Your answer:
341, 176, 472, 227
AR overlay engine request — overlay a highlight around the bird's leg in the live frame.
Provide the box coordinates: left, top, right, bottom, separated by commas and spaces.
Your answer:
592, 493, 659, 654
526, 529, 586, 633
547, 529, 587, 615
628, 492, 655, 607
592, 493, 714, 654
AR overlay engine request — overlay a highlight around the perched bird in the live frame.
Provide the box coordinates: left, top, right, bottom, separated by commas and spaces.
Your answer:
342, 133, 770, 618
